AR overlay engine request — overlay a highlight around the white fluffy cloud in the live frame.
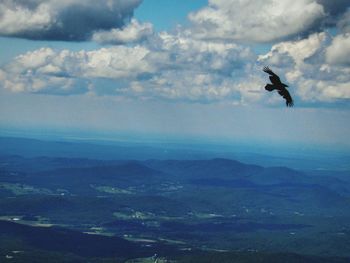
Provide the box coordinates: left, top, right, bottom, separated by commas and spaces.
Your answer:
0, 31, 262, 103
92, 19, 153, 44
0, 45, 155, 95
258, 33, 327, 67
189, 0, 325, 42
0, 0, 142, 40
131, 31, 261, 103
2, 28, 349, 104
1, 0, 349, 106
325, 33, 350, 65
189, 0, 350, 43
259, 32, 350, 102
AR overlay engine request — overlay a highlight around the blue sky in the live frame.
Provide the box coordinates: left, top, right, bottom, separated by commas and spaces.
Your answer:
0, 0, 349, 151
135, 0, 208, 31
0, 0, 208, 62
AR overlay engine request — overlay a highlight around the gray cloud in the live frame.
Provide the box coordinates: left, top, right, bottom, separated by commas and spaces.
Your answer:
316, 0, 349, 17
0, 0, 142, 41
337, 10, 350, 33
188, 0, 350, 43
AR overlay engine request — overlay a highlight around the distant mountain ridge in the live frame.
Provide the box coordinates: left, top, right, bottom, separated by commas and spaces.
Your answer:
1, 136, 349, 169
1, 155, 347, 192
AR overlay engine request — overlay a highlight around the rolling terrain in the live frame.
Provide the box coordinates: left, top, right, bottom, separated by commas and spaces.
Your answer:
1, 140, 350, 261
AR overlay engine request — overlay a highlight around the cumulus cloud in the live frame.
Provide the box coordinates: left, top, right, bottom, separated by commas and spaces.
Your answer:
1, 0, 349, 106
325, 33, 350, 65
0, 31, 262, 103
2, 27, 349, 105
0, 45, 154, 95
337, 10, 350, 33
258, 33, 327, 67
92, 19, 153, 45
0, 0, 142, 41
259, 32, 350, 102
189, 0, 324, 42
129, 31, 262, 103
188, 0, 350, 43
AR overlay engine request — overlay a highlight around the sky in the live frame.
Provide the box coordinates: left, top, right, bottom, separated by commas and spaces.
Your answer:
0, 0, 349, 151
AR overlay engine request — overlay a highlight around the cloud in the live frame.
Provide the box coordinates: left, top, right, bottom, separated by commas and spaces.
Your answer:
189, 0, 324, 42
258, 33, 327, 67
325, 33, 350, 66
2, 28, 349, 105
92, 19, 153, 45
0, 45, 153, 95
316, 0, 350, 17
258, 32, 350, 102
0, 31, 262, 103
188, 0, 350, 43
129, 31, 262, 103
337, 10, 350, 33
0, 0, 142, 41
1, 0, 349, 107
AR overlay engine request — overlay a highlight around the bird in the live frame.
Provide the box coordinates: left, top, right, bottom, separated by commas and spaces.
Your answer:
263, 66, 294, 107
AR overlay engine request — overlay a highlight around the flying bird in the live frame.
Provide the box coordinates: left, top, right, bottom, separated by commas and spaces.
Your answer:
263, 66, 294, 107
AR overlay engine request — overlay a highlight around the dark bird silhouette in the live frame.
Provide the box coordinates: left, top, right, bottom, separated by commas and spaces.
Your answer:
263, 66, 294, 107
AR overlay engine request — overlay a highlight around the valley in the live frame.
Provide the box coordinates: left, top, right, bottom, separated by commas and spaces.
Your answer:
1, 152, 350, 262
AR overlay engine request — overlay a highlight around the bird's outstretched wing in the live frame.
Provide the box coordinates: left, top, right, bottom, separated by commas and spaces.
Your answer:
263, 66, 282, 85
278, 89, 294, 107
